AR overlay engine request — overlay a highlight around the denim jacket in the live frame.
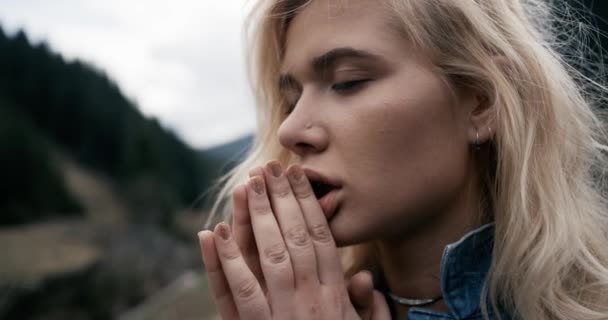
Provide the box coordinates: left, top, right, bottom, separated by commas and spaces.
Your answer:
376, 223, 511, 320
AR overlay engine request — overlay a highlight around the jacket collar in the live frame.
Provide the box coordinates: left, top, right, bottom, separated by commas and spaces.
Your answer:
437, 222, 495, 319
376, 223, 496, 319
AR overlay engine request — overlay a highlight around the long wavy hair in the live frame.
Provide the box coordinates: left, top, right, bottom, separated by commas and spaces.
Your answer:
205, 0, 608, 319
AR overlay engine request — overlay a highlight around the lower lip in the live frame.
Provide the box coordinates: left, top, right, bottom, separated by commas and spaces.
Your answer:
318, 189, 340, 220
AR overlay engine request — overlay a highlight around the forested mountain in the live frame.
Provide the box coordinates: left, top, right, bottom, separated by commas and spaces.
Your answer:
0, 26, 215, 226
199, 134, 253, 180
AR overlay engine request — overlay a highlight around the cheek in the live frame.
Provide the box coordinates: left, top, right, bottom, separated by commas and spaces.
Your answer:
347, 68, 465, 164
354, 99, 467, 199
346, 87, 465, 179
331, 84, 470, 242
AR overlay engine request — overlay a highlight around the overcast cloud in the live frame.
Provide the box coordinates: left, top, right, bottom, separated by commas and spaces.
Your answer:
0, 0, 257, 149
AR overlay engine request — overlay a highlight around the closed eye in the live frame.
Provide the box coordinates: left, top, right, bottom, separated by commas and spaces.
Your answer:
282, 79, 371, 115
331, 79, 371, 92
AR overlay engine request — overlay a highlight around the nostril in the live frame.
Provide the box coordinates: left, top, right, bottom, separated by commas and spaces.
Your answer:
295, 142, 308, 148
295, 142, 315, 154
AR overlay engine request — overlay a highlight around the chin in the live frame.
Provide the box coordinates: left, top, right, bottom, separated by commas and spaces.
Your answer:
328, 221, 349, 247
329, 219, 370, 248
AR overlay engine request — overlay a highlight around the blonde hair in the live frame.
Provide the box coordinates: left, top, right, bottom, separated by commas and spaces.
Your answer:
206, 0, 608, 319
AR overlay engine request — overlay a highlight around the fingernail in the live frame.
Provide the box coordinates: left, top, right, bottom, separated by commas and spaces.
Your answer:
287, 165, 303, 182
215, 223, 231, 240
268, 161, 282, 178
250, 177, 265, 194
249, 166, 264, 177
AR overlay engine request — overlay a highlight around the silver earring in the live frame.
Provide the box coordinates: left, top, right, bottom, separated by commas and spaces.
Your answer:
474, 129, 481, 150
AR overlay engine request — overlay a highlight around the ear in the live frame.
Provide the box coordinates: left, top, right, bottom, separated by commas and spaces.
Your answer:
466, 56, 506, 145
467, 90, 495, 146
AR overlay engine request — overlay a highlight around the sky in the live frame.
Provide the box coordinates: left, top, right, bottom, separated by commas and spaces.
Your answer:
0, 0, 257, 150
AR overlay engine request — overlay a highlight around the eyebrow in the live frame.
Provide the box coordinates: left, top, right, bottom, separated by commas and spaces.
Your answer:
279, 47, 384, 91
311, 47, 383, 73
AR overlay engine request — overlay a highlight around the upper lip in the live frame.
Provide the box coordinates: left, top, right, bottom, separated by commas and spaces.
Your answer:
302, 167, 343, 189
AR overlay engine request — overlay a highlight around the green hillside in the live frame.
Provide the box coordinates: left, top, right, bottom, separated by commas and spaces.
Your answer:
0, 26, 215, 227
0, 25, 226, 320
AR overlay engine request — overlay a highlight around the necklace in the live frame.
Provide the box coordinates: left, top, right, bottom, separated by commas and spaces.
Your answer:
386, 292, 443, 307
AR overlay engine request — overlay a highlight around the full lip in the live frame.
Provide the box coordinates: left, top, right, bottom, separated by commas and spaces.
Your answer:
317, 189, 341, 220
301, 167, 343, 219
301, 167, 343, 190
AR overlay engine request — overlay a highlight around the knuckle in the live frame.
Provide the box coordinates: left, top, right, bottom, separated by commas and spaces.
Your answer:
272, 183, 291, 199
294, 186, 314, 199
285, 225, 310, 247
309, 301, 321, 318
309, 224, 333, 243
300, 191, 315, 200
235, 277, 259, 300
251, 203, 271, 215
330, 288, 343, 309
296, 273, 312, 284
263, 243, 289, 264
298, 188, 315, 199
219, 247, 241, 261
320, 288, 343, 315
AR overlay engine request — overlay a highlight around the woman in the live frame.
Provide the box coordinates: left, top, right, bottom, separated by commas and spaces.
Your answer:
198, 0, 608, 319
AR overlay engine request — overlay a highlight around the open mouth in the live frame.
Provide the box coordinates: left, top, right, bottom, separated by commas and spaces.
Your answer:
303, 169, 342, 219
310, 180, 338, 199
302, 167, 342, 204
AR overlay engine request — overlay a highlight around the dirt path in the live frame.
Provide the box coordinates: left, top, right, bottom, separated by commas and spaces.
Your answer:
58, 154, 129, 225
118, 271, 218, 320
0, 221, 100, 288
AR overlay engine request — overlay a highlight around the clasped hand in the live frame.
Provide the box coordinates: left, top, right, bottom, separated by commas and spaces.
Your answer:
198, 161, 389, 319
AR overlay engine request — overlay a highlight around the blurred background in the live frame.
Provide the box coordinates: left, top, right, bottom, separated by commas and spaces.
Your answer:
0, 1, 254, 319
0, 1, 605, 320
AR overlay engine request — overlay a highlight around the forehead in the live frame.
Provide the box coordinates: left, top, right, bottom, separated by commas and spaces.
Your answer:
281, 0, 401, 72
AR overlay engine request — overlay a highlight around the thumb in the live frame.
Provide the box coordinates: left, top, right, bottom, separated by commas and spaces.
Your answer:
370, 290, 391, 320
347, 270, 374, 319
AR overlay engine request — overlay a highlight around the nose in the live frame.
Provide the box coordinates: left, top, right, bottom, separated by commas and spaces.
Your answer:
277, 95, 329, 157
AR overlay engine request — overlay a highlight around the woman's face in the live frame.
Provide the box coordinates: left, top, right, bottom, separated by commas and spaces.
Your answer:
277, 0, 479, 246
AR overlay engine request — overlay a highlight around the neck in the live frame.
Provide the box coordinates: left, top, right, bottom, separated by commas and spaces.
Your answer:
375, 177, 486, 319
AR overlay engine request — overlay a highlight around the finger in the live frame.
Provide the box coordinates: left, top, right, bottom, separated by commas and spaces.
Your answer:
371, 290, 391, 320
347, 271, 374, 320
248, 166, 264, 177
231, 183, 265, 292
263, 160, 319, 288
198, 230, 239, 320
214, 223, 271, 320
285, 164, 343, 285
246, 176, 294, 317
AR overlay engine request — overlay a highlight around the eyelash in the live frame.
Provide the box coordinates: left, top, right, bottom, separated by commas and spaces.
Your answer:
331, 79, 370, 92
283, 79, 371, 115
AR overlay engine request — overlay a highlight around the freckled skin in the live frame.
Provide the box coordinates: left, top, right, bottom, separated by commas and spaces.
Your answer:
278, 0, 480, 247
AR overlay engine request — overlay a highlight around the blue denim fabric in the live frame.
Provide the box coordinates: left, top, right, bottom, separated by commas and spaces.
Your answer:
377, 223, 511, 320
